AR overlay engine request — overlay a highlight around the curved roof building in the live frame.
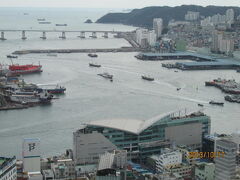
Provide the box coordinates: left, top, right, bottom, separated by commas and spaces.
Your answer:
77, 110, 210, 161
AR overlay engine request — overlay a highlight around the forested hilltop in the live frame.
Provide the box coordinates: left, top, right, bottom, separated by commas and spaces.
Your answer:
96, 5, 240, 28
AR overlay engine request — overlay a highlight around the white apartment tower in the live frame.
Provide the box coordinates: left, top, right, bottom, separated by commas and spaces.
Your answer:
153, 18, 163, 38
226, 9, 234, 23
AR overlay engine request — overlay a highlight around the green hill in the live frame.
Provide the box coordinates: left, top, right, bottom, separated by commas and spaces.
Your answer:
96, 5, 240, 28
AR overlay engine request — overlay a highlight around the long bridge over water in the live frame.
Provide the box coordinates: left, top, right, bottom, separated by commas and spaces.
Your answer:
0, 29, 131, 40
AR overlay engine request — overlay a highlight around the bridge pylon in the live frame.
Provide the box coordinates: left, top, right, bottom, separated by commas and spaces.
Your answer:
40, 31, 47, 40
22, 31, 27, 40
59, 31, 66, 39
0, 32, 6, 40
78, 31, 85, 39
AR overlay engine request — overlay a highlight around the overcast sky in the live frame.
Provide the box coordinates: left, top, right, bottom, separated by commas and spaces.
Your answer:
0, 0, 240, 8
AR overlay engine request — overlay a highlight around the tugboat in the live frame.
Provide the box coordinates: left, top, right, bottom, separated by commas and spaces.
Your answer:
141, 75, 154, 81
97, 72, 113, 80
209, 100, 224, 106
88, 53, 98, 58
89, 63, 101, 68
7, 55, 18, 58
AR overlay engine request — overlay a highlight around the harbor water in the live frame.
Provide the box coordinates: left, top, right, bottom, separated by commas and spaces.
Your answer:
0, 8, 240, 158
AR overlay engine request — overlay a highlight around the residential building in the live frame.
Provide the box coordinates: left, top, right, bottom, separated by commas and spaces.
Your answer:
226, 9, 235, 23
147, 30, 157, 47
0, 156, 17, 180
195, 162, 215, 180
168, 163, 192, 179
153, 18, 163, 38
154, 151, 182, 172
79, 111, 210, 161
73, 130, 117, 165
51, 159, 75, 179
22, 138, 41, 173
185, 11, 200, 21
136, 28, 149, 48
215, 139, 237, 180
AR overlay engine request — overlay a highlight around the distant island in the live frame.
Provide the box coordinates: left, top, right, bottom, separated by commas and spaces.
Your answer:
84, 19, 93, 23
96, 5, 240, 28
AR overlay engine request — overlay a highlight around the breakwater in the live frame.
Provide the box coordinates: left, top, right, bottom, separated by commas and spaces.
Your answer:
13, 47, 140, 55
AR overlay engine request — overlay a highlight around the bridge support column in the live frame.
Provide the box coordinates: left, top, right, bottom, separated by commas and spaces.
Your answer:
59, 31, 66, 39
78, 31, 85, 38
40, 31, 46, 39
22, 31, 27, 40
0, 32, 6, 40
103, 32, 108, 38
91, 32, 97, 38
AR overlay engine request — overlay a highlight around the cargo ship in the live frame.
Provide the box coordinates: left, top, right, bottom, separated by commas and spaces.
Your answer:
9, 64, 42, 75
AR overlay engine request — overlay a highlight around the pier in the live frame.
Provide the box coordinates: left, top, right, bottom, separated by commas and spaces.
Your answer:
0, 29, 129, 40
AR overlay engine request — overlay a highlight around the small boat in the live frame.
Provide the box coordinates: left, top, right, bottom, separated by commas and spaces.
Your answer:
37, 18, 45, 21
39, 22, 51, 24
56, 24, 67, 26
237, 69, 240, 73
88, 53, 98, 58
174, 70, 178, 73
97, 72, 113, 80
7, 55, 18, 58
89, 63, 101, 68
141, 75, 154, 81
209, 100, 224, 106
177, 88, 181, 91
198, 103, 204, 107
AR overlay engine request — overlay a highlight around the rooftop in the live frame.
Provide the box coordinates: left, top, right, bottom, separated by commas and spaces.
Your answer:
86, 110, 207, 135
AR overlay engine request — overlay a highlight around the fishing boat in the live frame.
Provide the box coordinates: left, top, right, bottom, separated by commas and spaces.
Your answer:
37, 84, 66, 94
141, 75, 154, 81
209, 100, 224, 106
97, 72, 113, 80
89, 63, 101, 68
9, 64, 42, 75
7, 55, 18, 58
88, 53, 98, 58
56, 24, 67, 26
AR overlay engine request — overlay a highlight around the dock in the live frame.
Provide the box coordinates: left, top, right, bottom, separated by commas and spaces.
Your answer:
136, 52, 240, 71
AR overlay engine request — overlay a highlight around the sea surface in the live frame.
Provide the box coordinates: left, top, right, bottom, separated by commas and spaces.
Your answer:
0, 8, 240, 158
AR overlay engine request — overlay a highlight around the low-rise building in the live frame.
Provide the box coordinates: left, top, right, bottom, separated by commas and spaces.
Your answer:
155, 151, 182, 172
194, 162, 215, 180
51, 159, 75, 179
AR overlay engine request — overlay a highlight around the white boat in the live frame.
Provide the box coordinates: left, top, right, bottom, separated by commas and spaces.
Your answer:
9, 91, 53, 104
